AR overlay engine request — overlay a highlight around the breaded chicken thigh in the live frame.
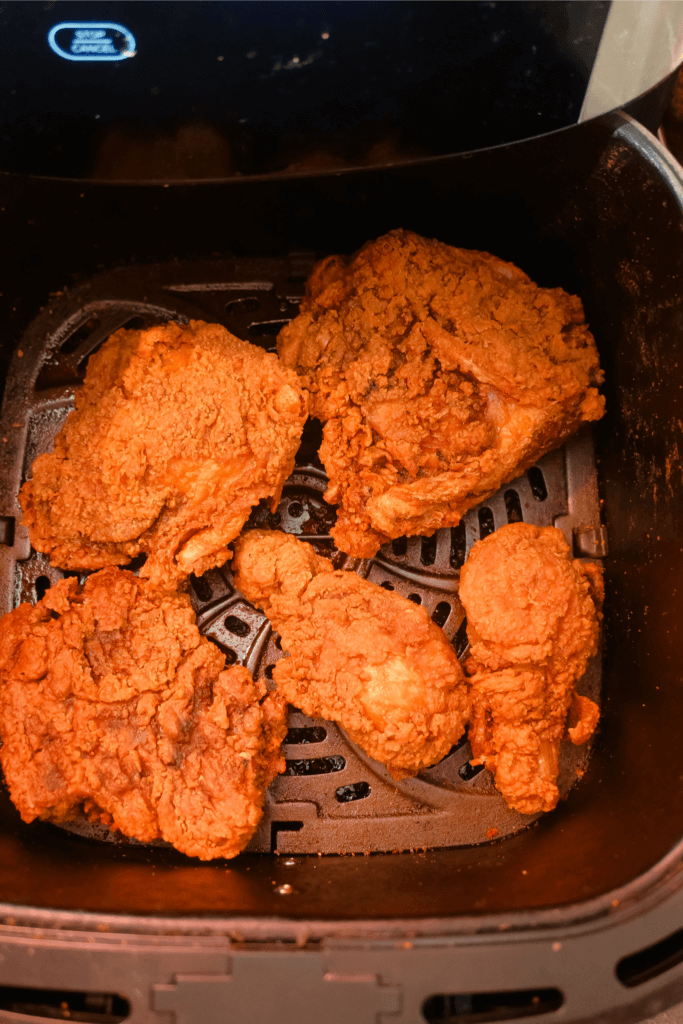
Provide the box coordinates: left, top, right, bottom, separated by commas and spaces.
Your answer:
459, 523, 603, 815
0, 568, 287, 860
278, 230, 604, 558
233, 530, 470, 780
20, 320, 307, 586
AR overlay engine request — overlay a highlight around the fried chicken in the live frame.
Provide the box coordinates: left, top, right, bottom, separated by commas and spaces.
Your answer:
458, 522, 603, 815
0, 568, 287, 860
20, 321, 307, 586
233, 529, 469, 779
278, 229, 605, 558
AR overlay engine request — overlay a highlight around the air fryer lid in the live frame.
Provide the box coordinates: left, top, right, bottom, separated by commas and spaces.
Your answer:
0, 0, 615, 178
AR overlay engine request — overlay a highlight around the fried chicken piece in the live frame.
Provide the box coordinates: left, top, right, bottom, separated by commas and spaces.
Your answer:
20, 321, 307, 586
278, 229, 604, 558
233, 530, 469, 779
0, 568, 287, 860
458, 523, 603, 815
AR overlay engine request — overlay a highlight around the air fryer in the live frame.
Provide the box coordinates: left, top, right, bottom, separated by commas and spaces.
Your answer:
1, 4, 683, 1024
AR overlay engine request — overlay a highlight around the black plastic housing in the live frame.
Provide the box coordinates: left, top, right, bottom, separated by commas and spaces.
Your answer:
0, 0, 610, 178
0, 112, 683, 1023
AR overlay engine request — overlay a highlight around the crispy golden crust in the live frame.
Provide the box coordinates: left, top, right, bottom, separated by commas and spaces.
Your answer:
0, 568, 287, 860
278, 229, 604, 557
459, 523, 603, 815
233, 530, 470, 779
20, 320, 308, 586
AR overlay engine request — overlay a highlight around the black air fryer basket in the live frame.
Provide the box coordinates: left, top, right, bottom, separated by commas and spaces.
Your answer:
0, 109, 683, 1024
2, 2, 683, 1020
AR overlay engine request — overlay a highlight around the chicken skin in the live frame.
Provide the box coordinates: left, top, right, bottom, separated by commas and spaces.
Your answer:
278, 229, 605, 558
458, 523, 603, 815
0, 568, 287, 860
233, 530, 470, 780
20, 321, 307, 586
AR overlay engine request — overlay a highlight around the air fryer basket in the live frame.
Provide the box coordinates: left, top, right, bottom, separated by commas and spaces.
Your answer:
0, 112, 682, 1024
0, 256, 604, 857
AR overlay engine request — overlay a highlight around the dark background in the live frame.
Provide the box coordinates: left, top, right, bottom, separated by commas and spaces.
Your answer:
0, 0, 609, 179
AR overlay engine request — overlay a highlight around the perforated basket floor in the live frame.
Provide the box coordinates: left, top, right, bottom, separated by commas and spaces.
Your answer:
0, 256, 605, 855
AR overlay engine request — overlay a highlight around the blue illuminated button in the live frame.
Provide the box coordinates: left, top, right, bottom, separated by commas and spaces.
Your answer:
47, 22, 137, 62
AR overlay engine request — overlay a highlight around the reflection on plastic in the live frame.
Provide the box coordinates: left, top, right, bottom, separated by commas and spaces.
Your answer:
47, 22, 137, 62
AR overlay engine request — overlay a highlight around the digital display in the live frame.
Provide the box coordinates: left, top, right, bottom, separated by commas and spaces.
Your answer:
0, 1, 610, 181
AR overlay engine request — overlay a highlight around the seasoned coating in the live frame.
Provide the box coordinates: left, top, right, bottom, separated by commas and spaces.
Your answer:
0, 568, 287, 860
20, 320, 308, 586
233, 530, 470, 780
278, 229, 604, 558
459, 523, 603, 815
